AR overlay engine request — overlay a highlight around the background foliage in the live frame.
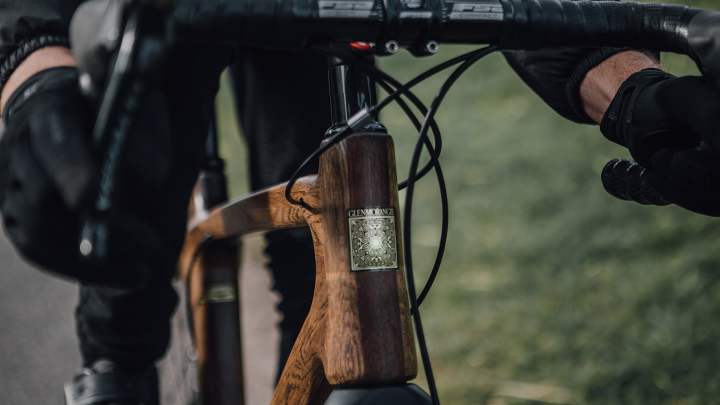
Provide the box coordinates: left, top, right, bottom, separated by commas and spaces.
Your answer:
217, 0, 719, 402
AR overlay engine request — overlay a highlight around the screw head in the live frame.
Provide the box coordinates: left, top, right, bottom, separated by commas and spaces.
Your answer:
425, 41, 439, 54
384, 41, 399, 55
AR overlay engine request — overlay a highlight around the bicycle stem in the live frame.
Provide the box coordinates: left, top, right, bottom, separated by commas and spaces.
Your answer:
327, 55, 387, 137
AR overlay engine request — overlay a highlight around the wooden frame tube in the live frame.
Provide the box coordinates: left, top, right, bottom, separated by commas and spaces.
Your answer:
179, 133, 418, 405
314, 133, 417, 385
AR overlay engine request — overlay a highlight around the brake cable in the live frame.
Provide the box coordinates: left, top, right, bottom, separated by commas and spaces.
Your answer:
284, 46, 498, 207
319, 50, 452, 308
402, 46, 498, 404
315, 47, 446, 188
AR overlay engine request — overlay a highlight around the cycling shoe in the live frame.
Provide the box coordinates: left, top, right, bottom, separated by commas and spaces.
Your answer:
64, 359, 159, 405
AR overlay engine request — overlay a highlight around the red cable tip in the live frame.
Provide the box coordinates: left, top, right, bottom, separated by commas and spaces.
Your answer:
350, 41, 373, 52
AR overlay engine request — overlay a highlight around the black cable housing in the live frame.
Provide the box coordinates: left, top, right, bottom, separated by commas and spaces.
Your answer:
284, 46, 502, 207
401, 46, 498, 404
318, 47, 445, 188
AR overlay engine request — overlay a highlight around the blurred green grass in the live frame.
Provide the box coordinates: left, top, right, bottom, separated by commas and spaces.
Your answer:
216, 1, 720, 402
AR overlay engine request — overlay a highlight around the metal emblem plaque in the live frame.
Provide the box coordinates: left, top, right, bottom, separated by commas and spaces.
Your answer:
347, 208, 399, 271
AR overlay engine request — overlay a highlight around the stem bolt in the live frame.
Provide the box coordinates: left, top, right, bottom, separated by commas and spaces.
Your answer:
410, 40, 440, 57
381, 40, 400, 55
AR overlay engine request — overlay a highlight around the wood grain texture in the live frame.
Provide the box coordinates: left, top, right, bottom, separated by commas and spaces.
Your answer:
271, 220, 331, 405
316, 133, 418, 385
179, 176, 317, 280
192, 175, 318, 238
179, 134, 418, 403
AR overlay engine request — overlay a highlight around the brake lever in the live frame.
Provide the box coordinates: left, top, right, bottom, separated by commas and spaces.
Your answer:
73, 0, 172, 262
78, 7, 143, 261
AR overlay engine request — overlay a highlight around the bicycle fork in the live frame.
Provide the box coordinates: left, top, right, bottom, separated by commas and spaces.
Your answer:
184, 112, 245, 405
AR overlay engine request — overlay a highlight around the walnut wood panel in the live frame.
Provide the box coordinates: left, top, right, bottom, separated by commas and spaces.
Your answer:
317, 133, 417, 385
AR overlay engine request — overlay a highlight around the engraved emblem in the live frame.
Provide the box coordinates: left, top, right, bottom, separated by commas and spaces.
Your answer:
347, 208, 399, 271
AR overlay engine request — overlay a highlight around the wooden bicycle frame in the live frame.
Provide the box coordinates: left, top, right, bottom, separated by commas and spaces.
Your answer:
177, 60, 419, 405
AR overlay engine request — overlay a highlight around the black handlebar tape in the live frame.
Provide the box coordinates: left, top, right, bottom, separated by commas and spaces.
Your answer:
174, 1, 699, 51
172, 0, 386, 45
174, 0, 720, 91
494, 0, 699, 54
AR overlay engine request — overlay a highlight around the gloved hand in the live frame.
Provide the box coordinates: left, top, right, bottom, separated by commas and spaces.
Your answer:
599, 68, 720, 216
0, 65, 173, 286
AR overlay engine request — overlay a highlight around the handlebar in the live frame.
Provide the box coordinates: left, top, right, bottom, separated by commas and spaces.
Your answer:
175, 0, 692, 49
173, 0, 719, 85
73, 0, 720, 262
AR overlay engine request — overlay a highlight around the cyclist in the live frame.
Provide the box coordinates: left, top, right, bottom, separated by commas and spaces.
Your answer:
0, 1, 718, 404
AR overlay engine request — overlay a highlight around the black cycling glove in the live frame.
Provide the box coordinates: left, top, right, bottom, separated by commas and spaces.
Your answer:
600, 68, 720, 216
0, 66, 173, 286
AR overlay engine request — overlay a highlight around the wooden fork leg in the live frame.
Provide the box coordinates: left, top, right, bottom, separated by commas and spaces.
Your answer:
271, 222, 331, 405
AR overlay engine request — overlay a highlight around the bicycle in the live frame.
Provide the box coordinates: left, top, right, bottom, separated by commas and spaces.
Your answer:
67, 0, 720, 404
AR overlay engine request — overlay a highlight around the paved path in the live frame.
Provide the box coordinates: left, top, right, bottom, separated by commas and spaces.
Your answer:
0, 233, 278, 404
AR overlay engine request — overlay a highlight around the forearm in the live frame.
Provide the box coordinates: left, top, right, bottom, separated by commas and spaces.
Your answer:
0, 46, 76, 113
579, 51, 661, 123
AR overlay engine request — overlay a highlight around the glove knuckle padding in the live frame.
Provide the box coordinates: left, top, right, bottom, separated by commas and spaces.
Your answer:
601, 159, 667, 206
601, 68, 720, 216
602, 69, 683, 167
0, 66, 177, 286
0, 40, 187, 288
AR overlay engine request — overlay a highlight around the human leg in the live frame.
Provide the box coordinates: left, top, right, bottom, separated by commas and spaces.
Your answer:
68, 45, 231, 404
229, 49, 329, 376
